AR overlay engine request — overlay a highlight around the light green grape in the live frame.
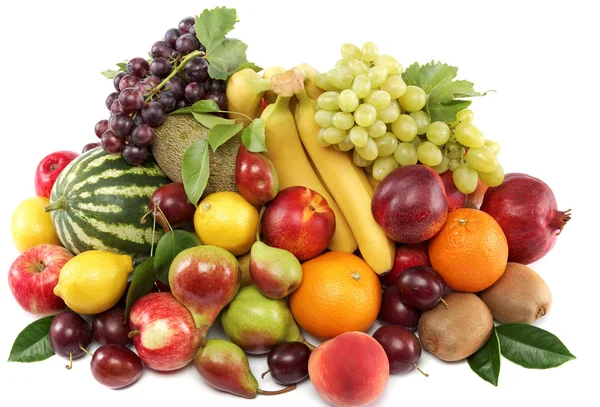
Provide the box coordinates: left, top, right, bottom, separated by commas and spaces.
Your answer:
374, 54, 401, 75
353, 149, 374, 167
381, 76, 407, 99
335, 59, 349, 69
417, 141, 443, 167
364, 163, 373, 174
337, 135, 355, 152
366, 90, 392, 110
410, 111, 430, 135
355, 137, 378, 160
398, 86, 427, 112
393, 142, 418, 166
315, 110, 335, 128
367, 120, 387, 138
452, 164, 479, 194
322, 127, 347, 144
478, 163, 504, 187
426, 121, 451, 145
484, 139, 501, 155
315, 73, 337, 91
391, 114, 418, 142
353, 103, 377, 127
340, 43, 362, 60
351, 75, 371, 99
454, 122, 484, 148
447, 148, 462, 161
375, 132, 398, 157
451, 109, 474, 126
332, 112, 354, 130
411, 135, 422, 148
466, 145, 498, 173
317, 128, 330, 146
349, 126, 369, 147
326, 69, 353, 90
368, 66, 388, 88
361, 41, 379, 62
338, 89, 359, 112
317, 92, 340, 111
448, 159, 460, 171
372, 156, 399, 181
377, 100, 400, 124
347, 59, 369, 77
431, 156, 450, 174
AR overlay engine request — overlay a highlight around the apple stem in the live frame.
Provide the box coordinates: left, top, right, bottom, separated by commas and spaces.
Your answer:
302, 339, 316, 351
79, 345, 94, 357
261, 369, 271, 379
128, 330, 140, 339
65, 350, 73, 370
257, 384, 296, 396
440, 298, 449, 309
413, 363, 429, 377
44, 196, 67, 213
256, 207, 266, 242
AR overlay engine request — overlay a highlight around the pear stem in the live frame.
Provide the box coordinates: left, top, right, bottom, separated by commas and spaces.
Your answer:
65, 350, 73, 370
79, 345, 94, 357
413, 363, 429, 377
261, 369, 271, 379
257, 384, 296, 396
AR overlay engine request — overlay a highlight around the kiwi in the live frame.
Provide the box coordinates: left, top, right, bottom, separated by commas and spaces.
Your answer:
152, 114, 241, 198
418, 292, 493, 362
479, 262, 552, 324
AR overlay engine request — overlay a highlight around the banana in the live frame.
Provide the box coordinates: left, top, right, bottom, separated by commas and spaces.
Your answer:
226, 68, 272, 122
294, 91, 395, 274
295, 63, 325, 100
261, 95, 358, 254
262, 66, 287, 105
367, 174, 382, 191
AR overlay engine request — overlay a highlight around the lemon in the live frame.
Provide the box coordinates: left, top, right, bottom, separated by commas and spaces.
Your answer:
11, 196, 61, 253
194, 192, 258, 256
54, 250, 133, 314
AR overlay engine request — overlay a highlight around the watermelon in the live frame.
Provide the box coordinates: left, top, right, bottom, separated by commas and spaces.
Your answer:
46, 147, 170, 261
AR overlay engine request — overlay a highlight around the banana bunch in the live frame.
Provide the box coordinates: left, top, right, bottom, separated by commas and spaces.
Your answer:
226, 65, 395, 275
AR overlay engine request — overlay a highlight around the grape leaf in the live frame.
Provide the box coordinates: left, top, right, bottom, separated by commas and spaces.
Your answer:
206, 38, 249, 80
182, 140, 210, 206
101, 61, 128, 79
124, 258, 156, 321
468, 327, 501, 386
194, 7, 239, 54
154, 230, 202, 285
169, 100, 221, 115
428, 100, 472, 123
237, 61, 263, 73
209, 123, 243, 151
192, 112, 236, 129
8, 316, 55, 363
241, 119, 267, 152
402, 62, 421, 86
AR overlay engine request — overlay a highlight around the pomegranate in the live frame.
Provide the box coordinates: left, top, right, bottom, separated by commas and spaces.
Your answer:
480, 173, 571, 264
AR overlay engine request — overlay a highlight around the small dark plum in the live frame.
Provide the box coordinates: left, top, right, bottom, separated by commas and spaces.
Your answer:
379, 285, 421, 330
397, 266, 447, 310
264, 342, 311, 385
372, 325, 427, 375
92, 305, 130, 346
148, 182, 195, 230
49, 310, 93, 369
91, 344, 143, 389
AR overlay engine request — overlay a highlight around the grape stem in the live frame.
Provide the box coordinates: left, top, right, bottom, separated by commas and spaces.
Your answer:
145, 50, 205, 103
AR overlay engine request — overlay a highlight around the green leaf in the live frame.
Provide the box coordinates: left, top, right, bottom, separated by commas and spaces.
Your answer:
241, 119, 267, 152
124, 258, 156, 321
116, 62, 128, 71
194, 7, 239, 54
154, 230, 202, 285
496, 324, 576, 369
169, 99, 221, 116
237, 61, 263, 73
428, 99, 472, 122
191, 112, 235, 129
419, 61, 458, 93
401, 62, 421, 86
182, 140, 210, 206
101, 69, 119, 79
209, 123, 243, 151
468, 327, 501, 386
8, 316, 55, 363
206, 38, 249, 80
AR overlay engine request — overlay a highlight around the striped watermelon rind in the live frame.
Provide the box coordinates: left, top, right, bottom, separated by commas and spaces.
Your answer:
48, 147, 170, 262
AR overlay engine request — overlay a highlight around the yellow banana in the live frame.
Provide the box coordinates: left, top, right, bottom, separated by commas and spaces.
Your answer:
226, 68, 271, 122
262, 66, 287, 105
261, 95, 357, 254
295, 63, 325, 100
294, 92, 395, 274
367, 174, 382, 191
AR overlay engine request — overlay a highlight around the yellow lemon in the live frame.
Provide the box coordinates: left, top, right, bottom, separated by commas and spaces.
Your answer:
194, 192, 258, 256
54, 250, 133, 315
11, 196, 61, 253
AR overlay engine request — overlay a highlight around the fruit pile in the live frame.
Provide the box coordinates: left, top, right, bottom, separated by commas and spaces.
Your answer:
8, 6, 575, 407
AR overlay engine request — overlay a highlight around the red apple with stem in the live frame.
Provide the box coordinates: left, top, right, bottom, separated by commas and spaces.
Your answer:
8, 244, 72, 315
34, 151, 78, 198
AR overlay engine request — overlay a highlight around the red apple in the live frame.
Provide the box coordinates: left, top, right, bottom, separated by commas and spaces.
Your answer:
261, 186, 335, 261
439, 170, 467, 211
380, 242, 430, 287
8, 244, 72, 316
129, 292, 201, 371
34, 150, 79, 198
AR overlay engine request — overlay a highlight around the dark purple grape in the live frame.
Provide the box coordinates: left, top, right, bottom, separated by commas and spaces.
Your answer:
146, 75, 162, 88
141, 102, 165, 126
113, 72, 127, 91
149, 57, 172, 78
133, 115, 145, 126
176, 100, 189, 109
175, 33, 199, 56
171, 49, 182, 61
95, 119, 109, 138
105, 92, 120, 110
265, 342, 311, 385
165, 76, 186, 100
185, 81, 208, 103
183, 56, 208, 82
209, 79, 226, 92
188, 25, 196, 36
127, 57, 149, 78
92, 305, 130, 346
123, 144, 149, 165
132, 124, 154, 147
109, 113, 135, 137
91, 345, 142, 389
118, 74, 140, 91
151, 41, 173, 59
134, 81, 154, 97
118, 88, 144, 113
178, 16, 195, 33
102, 130, 126, 153
110, 99, 125, 115
379, 285, 421, 330
158, 92, 177, 112
397, 266, 446, 310
82, 142, 101, 153
206, 90, 227, 110
373, 325, 424, 375
164, 27, 182, 48
148, 183, 195, 229
49, 310, 93, 366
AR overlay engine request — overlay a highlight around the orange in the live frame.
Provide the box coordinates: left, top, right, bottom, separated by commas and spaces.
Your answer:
429, 208, 508, 293
289, 251, 381, 340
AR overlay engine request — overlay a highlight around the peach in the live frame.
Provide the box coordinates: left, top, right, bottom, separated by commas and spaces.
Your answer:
308, 332, 389, 407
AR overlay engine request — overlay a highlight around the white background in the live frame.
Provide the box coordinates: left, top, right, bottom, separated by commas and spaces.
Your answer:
0, 1, 598, 406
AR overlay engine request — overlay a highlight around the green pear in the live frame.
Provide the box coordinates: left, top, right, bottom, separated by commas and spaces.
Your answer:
221, 286, 304, 354
249, 241, 302, 299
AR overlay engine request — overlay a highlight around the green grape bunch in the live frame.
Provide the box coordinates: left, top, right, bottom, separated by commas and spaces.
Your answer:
313, 42, 503, 195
